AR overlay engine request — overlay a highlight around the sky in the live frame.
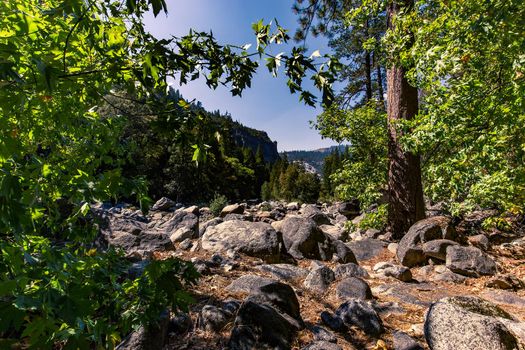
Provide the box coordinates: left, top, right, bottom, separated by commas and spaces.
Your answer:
143, 0, 340, 152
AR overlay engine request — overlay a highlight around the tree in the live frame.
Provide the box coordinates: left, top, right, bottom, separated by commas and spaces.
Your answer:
384, 0, 425, 237
294, 0, 424, 237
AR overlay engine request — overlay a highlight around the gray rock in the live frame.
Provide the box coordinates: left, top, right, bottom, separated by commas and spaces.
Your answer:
446, 245, 497, 277
468, 234, 490, 251
183, 205, 199, 215
226, 275, 277, 294
334, 201, 360, 218
169, 226, 196, 243
198, 217, 223, 236
220, 203, 245, 217
320, 224, 348, 241
286, 202, 300, 211
301, 341, 342, 350
116, 311, 169, 350
109, 231, 173, 255
485, 274, 525, 290
201, 220, 284, 263
257, 264, 309, 281
365, 228, 382, 239
397, 216, 456, 267
422, 239, 459, 261
374, 262, 412, 282
279, 216, 334, 260
178, 238, 193, 250
246, 281, 304, 330
304, 266, 335, 293
311, 325, 337, 343
388, 243, 399, 254
481, 290, 525, 308
430, 270, 467, 283
197, 305, 230, 331
223, 213, 248, 222
346, 239, 387, 261
336, 299, 384, 336
335, 277, 372, 301
150, 197, 175, 211
393, 331, 424, 350
158, 211, 198, 237
424, 296, 525, 350
333, 263, 369, 279
300, 204, 331, 225
331, 240, 357, 264
320, 311, 346, 332
228, 300, 300, 350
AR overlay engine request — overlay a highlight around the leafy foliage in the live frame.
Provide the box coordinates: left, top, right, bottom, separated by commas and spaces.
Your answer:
209, 193, 229, 217
0, 0, 338, 347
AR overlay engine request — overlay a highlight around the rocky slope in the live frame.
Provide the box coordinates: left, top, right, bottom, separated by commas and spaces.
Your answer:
97, 199, 525, 350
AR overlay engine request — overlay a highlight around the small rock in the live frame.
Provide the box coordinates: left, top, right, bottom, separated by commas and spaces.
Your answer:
336, 277, 372, 301
178, 238, 193, 250
422, 239, 459, 261
184, 205, 199, 215
486, 274, 525, 290
374, 262, 412, 282
336, 299, 384, 336
197, 305, 229, 331
388, 243, 399, 254
169, 226, 195, 244
468, 234, 490, 251
332, 240, 357, 264
346, 239, 387, 261
334, 263, 369, 279
301, 341, 342, 350
257, 264, 309, 281
446, 245, 497, 277
304, 266, 336, 293
150, 197, 175, 211
311, 325, 337, 343
393, 331, 424, 350
220, 203, 245, 217
169, 313, 192, 335
320, 311, 346, 332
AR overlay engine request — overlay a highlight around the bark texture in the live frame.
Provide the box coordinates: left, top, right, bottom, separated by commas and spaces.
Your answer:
386, 0, 425, 238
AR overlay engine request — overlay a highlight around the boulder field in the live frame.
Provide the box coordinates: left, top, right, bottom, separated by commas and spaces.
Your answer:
97, 199, 525, 349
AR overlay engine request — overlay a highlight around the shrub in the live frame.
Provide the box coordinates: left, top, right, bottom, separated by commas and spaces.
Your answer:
209, 193, 228, 216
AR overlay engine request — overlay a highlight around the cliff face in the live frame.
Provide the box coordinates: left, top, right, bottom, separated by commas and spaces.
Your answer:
231, 126, 280, 163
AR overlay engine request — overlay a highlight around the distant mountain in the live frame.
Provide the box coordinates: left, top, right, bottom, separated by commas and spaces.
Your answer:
282, 145, 349, 173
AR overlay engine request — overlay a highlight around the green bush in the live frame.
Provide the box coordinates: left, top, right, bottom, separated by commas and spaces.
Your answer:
209, 193, 228, 216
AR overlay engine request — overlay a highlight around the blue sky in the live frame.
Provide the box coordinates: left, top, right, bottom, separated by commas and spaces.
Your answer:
143, 0, 340, 151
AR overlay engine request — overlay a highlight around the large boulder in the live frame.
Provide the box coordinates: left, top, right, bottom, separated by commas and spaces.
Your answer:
424, 296, 525, 350
279, 216, 334, 260
201, 220, 284, 263
397, 216, 456, 267
109, 231, 173, 256
445, 245, 497, 277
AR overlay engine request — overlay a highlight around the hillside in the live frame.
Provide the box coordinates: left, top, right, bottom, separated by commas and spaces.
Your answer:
282, 145, 349, 173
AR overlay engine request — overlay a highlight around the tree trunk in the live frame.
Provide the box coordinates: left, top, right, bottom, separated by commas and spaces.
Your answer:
386, 0, 425, 238
364, 20, 373, 101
